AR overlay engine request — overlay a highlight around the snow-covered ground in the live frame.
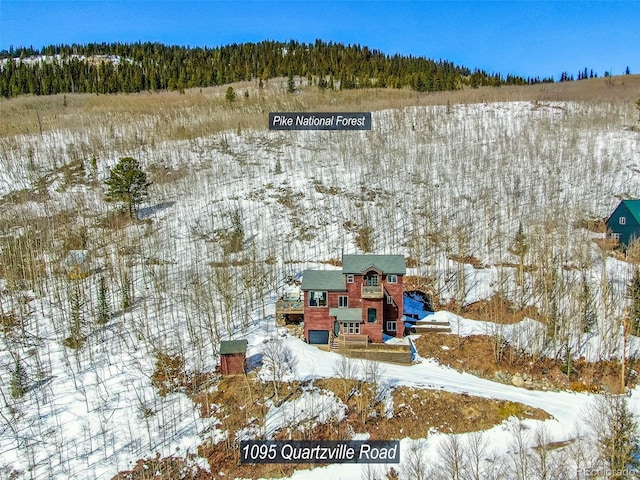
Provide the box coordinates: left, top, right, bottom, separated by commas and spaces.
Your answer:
1, 98, 639, 479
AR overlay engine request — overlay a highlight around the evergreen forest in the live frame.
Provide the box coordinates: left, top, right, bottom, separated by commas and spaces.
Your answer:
0, 39, 550, 97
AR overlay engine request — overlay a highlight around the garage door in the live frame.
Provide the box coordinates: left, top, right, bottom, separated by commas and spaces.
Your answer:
308, 330, 329, 344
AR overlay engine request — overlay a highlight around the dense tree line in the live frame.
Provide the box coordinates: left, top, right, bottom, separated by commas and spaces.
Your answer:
0, 40, 546, 97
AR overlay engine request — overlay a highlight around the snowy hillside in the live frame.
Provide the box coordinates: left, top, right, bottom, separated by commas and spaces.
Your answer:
1, 89, 640, 479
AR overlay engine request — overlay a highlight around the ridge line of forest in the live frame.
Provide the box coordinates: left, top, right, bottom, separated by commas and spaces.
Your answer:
0, 39, 555, 98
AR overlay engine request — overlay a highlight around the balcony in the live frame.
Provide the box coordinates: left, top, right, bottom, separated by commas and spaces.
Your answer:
361, 285, 384, 299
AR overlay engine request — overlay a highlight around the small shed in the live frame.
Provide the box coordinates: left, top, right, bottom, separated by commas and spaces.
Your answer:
219, 340, 248, 375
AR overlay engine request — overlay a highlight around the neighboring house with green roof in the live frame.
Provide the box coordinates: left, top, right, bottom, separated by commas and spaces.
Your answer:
300, 254, 405, 345
605, 200, 640, 247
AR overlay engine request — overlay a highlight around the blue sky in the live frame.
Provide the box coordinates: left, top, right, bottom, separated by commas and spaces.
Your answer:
1, 1, 638, 80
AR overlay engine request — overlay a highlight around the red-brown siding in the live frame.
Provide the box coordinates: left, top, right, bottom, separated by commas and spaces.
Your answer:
303, 271, 405, 343
303, 290, 340, 343
220, 353, 246, 375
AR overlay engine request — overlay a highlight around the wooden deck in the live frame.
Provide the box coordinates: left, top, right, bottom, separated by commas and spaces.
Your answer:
275, 299, 304, 315
336, 333, 369, 347
331, 334, 412, 364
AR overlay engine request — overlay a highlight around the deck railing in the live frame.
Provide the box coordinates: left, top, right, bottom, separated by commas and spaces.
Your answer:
275, 299, 304, 313
337, 334, 369, 347
361, 285, 384, 299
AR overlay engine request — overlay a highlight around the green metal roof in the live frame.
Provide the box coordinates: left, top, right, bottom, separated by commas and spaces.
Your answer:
329, 308, 363, 321
219, 340, 248, 355
342, 254, 406, 275
301, 270, 346, 291
621, 200, 640, 224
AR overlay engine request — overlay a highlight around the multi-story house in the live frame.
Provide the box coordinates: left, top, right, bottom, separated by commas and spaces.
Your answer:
300, 254, 405, 345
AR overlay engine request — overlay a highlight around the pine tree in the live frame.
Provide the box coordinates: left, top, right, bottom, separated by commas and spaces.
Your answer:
104, 157, 151, 220
121, 271, 133, 310
10, 356, 27, 399
627, 267, 640, 335
63, 285, 85, 349
510, 224, 528, 280
225, 86, 236, 103
586, 394, 640, 478
97, 276, 111, 324
273, 158, 282, 174
287, 72, 296, 93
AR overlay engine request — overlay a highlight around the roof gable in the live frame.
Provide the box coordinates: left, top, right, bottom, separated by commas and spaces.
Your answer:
342, 254, 406, 275
607, 200, 640, 227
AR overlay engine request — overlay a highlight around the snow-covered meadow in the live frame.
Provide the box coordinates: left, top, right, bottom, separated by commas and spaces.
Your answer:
1, 91, 640, 479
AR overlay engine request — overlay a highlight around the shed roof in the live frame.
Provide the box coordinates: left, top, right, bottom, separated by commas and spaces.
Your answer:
620, 200, 640, 224
301, 270, 346, 291
329, 308, 363, 321
342, 254, 406, 275
219, 340, 248, 355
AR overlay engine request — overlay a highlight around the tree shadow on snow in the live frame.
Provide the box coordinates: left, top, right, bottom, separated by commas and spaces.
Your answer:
137, 201, 175, 219
246, 353, 263, 372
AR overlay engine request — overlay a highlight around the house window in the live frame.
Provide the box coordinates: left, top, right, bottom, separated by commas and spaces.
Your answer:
367, 308, 377, 323
612, 233, 621, 241
342, 322, 360, 334
339, 296, 348, 308
386, 295, 393, 305
309, 291, 327, 307
620, 216, 626, 225
346, 274, 354, 283
387, 321, 397, 332
387, 274, 397, 284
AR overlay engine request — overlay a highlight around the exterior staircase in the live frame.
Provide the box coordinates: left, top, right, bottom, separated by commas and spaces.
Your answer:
410, 319, 452, 334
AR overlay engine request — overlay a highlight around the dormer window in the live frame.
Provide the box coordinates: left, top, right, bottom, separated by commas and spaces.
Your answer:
364, 272, 379, 286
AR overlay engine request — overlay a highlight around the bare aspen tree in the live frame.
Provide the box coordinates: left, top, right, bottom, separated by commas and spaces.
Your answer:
402, 440, 432, 480
211, 256, 240, 336
359, 359, 387, 423
530, 423, 554, 480
464, 431, 488, 480
241, 245, 271, 322
508, 419, 531, 480
437, 434, 465, 480
262, 338, 296, 404
333, 355, 357, 401
565, 423, 589, 479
